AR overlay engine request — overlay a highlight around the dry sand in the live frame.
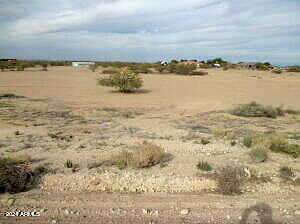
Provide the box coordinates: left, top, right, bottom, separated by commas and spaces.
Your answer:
0, 67, 299, 224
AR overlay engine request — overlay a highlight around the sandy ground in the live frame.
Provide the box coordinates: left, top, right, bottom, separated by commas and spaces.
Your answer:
0, 67, 300, 224
0, 66, 300, 112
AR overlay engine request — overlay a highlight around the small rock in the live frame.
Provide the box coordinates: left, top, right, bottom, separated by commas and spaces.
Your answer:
180, 209, 190, 215
52, 220, 57, 224
64, 209, 70, 215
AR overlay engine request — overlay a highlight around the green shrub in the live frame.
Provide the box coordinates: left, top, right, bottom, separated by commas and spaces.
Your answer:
272, 69, 282, 74
166, 63, 197, 75
112, 143, 166, 169
243, 136, 253, 148
287, 66, 300, 72
64, 160, 73, 168
98, 70, 143, 93
201, 139, 210, 145
217, 166, 243, 195
249, 148, 268, 162
255, 63, 269, 71
230, 140, 237, 146
102, 69, 119, 74
285, 108, 300, 115
279, 166, 296, 179
16, 65, 25, 71
230, 102, 284, 118
196, 161, 212, 171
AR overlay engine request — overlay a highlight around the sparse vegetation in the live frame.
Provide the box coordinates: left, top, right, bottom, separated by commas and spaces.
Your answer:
230, 140, 237, 146
196, 161, 212, 171
89, 142, 167, 170
272, 69, 282, 74
0, 156, 34, 193
102, 69, 120, 74
41, 63, 48, 71
217, 166, 243, 195
89, 64, 97, 72
98, 70, 143, 93
249, 148, 268, 162
231, 102, 284, 118
64, 160, 73, 168
243, 135, 253, 148
279, 166, 295, 180
201, 139, 210, 145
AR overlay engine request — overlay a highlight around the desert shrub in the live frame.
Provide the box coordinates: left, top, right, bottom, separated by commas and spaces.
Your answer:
128, 64, 151, 74
88, 64, 97, 72
198, 64, 212, 69
207, 58, 228, 66
166, 63, 197, 75
189, 71, 208, 76
196, 161, 212, 171
0, 156, 34, 193
41, 63, 48, 71
230, 102, 284, 118
273, 143, 300, 158
102, 69, 119, 74
98, 70, 143, 93
243, 135, 254, 148
16, 65, 25, 71
201, 139, 210, 145
217, 166, 243, 195
272, 69, 282, 74
249, 148, 268, 162
110, 143, 166, 169
255, 63, 269, 71
64, 160, 73, 168
287, 66, 300, 72
285, 108, 300, 115
279, 166, 296, 179
212, 128, 228, 138
230, 140, 237, 146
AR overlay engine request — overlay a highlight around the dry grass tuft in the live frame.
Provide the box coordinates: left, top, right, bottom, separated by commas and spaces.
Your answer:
217, 166, 244, 195
89, 142, 167, 170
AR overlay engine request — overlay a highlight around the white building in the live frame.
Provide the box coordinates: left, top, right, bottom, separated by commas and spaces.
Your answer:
72, 61, 95, 67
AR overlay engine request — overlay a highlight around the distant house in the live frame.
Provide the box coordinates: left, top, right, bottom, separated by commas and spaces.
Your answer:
236, 62, 258, 69
71, 61, 95, 67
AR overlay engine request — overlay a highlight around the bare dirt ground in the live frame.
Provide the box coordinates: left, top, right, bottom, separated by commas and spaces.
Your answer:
0, 67, 300, 224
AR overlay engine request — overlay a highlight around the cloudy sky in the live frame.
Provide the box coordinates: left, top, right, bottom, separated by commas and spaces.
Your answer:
0, 0, 299, 65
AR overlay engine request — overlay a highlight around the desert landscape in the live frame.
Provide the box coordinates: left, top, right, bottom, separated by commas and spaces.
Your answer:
0, 64, 300, 224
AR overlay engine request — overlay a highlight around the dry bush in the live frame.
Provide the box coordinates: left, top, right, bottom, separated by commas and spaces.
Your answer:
217, 166, 244, 195
249, 148, 268, 163
212, 127, 228, 138
196, 161, 212, 171
101, 69, 119, 74
0, 156, 34, 193
98, 70, 143, 93
230, 102, 285, 118
110, 143, 166, 169
271, 69, 282, 74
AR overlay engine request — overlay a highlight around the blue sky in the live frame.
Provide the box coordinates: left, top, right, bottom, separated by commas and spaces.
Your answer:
0, 0, 299, 65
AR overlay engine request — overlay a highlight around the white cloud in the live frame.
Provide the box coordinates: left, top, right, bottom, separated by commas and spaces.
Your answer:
0, 0, 300, 65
